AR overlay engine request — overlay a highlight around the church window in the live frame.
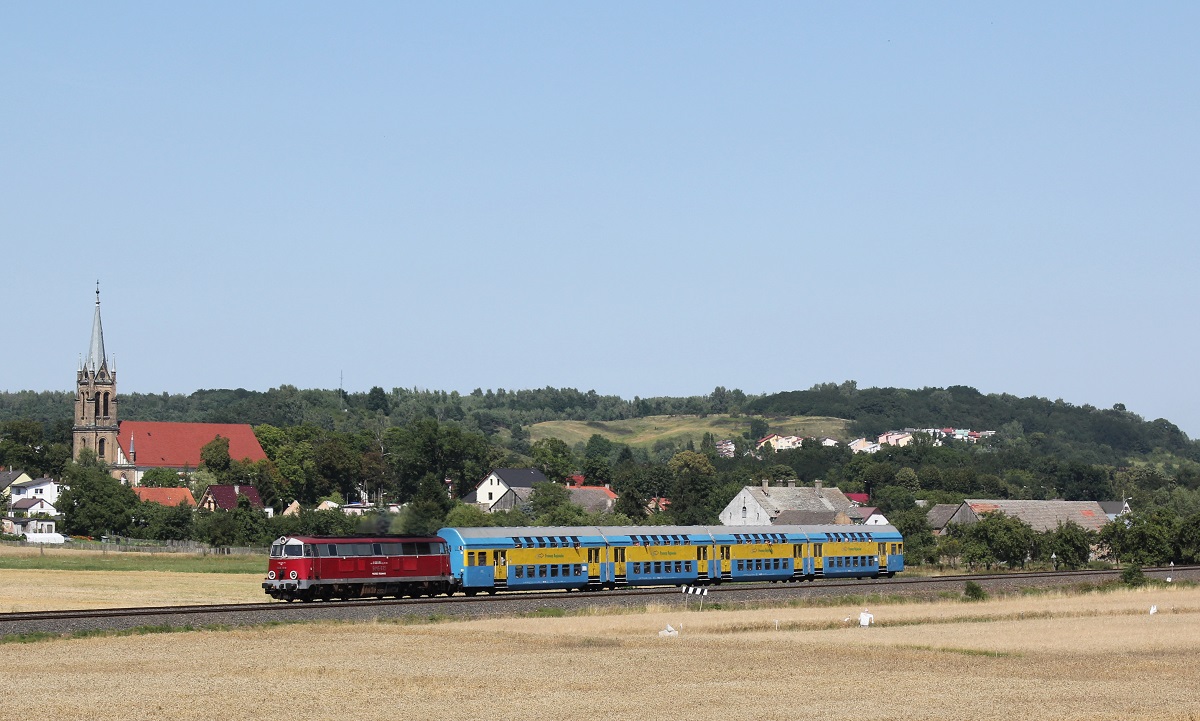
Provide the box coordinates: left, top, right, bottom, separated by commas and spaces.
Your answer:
103, 392, 110, 418
98, 438, 106, 459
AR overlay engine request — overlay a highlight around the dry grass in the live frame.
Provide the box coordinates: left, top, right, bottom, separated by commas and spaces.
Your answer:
6, 586, 1200, 720
530, 413, 851, 449
0, 568, 263, 611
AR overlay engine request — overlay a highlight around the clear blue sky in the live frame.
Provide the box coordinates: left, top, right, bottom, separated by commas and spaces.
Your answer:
3, 4, 1198, 435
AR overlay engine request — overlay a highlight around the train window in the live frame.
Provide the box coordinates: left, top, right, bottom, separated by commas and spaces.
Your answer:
539, 566, 547, 577
479, 551, 488, 565
372, 544, 383, 556
560, 537, 570, 546
736, 560, 744, 571
304, 545, 315, 557
572, 536, 581, 547
270, 543, 283, 558
515, 566, 524, 578
632, 562, 640, 574
720, 546, 731, 560
526, 565, 534, 576
512, 537, 522, 548
674, 561, 682, 573
523, 537, 534, 547
653, 562, 662, 573
467, 552, 475, 566
550, 565, 558, 577
284, 545, 302, 557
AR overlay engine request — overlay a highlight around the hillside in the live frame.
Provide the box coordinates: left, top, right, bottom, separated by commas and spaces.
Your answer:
529, 414, 851, 450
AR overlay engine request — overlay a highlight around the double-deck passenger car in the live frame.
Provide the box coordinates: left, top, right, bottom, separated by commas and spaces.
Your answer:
436, 524, 904, 594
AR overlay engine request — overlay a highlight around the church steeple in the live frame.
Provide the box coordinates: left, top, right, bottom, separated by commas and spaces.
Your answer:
84, 281, 108, 373
74, 284, 120, 466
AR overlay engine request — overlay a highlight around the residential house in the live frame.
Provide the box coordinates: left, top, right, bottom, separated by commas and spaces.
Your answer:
197, 484, 271, 516
715, 440, 736, 459
773, 509, 852, 525
848, 506, 890, 526
132, 487, 196, 507
2, 516, 62, 541
11, 497, 57, 517
719, 480, 854, 526
844, 492, 870, 506
565, 481, 619, 514
947, 499, 1110, 533
465, 468, 549, 512
848, 439, 880, 454
0, 470, 32, 503
8, 476, 63, 510
925, 503, 961, 536
756, 434, 805, 452
1099, 500, 1132, 522
877, 431, 913, 448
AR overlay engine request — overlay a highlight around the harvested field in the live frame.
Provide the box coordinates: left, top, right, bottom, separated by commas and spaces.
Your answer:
5, 586, 1200, 721
0, 568, 263, 611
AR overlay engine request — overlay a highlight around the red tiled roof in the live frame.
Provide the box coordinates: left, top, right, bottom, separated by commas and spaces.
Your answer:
118, 421, 266, 468
133, 487, 196, 507
200, 484, 264, 511
844, 493, 870, 504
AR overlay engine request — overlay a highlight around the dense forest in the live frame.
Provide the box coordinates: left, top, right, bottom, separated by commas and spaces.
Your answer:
4, 382, 1200, 562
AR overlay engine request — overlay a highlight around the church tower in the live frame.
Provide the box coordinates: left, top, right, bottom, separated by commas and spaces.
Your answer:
73, 284, 120, 463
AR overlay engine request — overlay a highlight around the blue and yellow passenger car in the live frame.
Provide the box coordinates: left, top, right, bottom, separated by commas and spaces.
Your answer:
437, 524, 904, 594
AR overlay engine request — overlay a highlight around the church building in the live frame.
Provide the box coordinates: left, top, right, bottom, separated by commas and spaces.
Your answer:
72, 288, 267, 486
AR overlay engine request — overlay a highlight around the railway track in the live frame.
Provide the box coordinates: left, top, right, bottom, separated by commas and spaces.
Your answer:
2, 565, 1194, 637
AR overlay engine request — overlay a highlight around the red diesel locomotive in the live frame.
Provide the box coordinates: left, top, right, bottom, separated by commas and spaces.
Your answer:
262, 534, 452, 601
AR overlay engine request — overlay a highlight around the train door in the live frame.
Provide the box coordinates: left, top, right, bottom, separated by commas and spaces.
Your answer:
877, 542, 887, 572
587, 547, 602, 585
494, 550, 508, 589
307, 544, 320, 581
719, 545, 731, 580
696, 545, 710, 582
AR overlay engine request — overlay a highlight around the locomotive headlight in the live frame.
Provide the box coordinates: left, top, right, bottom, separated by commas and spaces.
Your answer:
290, 570, 298, 580
268, 570, 277, 580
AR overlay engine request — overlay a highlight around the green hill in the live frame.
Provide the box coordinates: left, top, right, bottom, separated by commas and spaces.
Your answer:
529, 414, 851, 449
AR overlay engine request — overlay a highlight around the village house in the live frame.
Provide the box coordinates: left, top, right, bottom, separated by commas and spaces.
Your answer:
945, 499, 1110, 533
719, 480, 854, 526
7, 475, 63, 511
465, 468, 549, 512
132, 487, 196, 507
197, 484, 272, 517
0, 470, 32, 503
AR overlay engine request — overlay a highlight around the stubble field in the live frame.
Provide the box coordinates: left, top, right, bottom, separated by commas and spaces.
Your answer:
5, 583, 1199, 721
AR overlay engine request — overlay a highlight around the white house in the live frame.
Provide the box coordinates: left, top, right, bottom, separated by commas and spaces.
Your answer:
719, 480, 854, 526
465, 468, 549, 511
8, 476, 62, 511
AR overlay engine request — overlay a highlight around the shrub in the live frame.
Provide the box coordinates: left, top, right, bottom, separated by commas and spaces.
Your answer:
1121, 565, 1147, 587
964, 581, 988, 601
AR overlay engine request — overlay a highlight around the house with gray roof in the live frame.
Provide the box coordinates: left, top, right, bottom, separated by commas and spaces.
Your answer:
465, 468, 550, 511
926, 503, 961, 536
0, 470, 32, 500
719, 480, 853, 526
947, 499, 1110, 533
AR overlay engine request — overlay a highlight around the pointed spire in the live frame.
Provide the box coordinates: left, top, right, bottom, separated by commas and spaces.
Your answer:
85, 281, 108, 372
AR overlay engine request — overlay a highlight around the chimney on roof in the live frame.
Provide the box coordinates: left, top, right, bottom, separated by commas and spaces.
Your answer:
814, 479, 823, 497
787, 479, 796, 488
761, 478, 769, 492
234, 484, 240, 495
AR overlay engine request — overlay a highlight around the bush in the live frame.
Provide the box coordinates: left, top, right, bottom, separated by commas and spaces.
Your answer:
1121, 565, 1147, 587
963, 581, 988, 601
